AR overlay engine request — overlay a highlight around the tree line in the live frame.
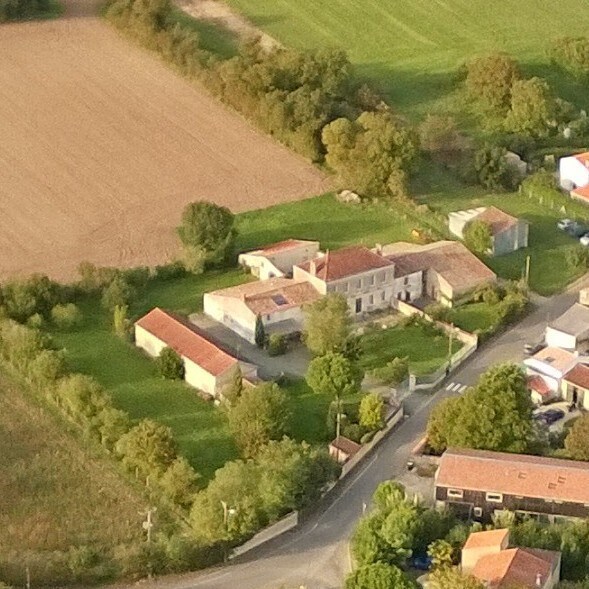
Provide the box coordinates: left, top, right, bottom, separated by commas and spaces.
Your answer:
0, 0, 54, 22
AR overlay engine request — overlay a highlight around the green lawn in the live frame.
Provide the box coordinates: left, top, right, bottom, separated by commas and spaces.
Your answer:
449, 302, 498, 334
414, 165, 586, 295
360, 322, 460, 376
236, 193, 418, 252
223, 0, 589, 119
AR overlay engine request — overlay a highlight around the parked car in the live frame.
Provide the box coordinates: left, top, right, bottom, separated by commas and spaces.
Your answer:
534, 408, 565, 425
557, 219, 588, 238
409, 555, 432, 571
580, 233, 589, 247
524, 341, 546, 355
558, 218, 574, 231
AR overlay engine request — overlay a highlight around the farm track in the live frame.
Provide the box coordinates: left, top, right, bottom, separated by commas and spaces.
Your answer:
0, 0, 330, 280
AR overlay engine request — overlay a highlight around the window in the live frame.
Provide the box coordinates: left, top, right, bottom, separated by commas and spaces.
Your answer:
343, 282, 349, 292
369, 295, 374, 305
473, 507, 483, 518
369, 275, 375, 286
266, 315, 271, 321
381, 291, 386, 301
486, 492, 503, 503
379, 272, 385, 283
447, 489, 464, 499
404, 276, 409, 285
356, 280, 362, 289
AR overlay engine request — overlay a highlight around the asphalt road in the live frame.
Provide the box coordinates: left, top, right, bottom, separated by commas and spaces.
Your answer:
145, 289, 579, 589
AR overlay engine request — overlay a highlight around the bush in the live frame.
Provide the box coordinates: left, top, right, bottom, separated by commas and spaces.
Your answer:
153, 261, 187, 281
566, 245, 589, 272
51, 303, 82, 330
550, 37, 589, 79
424, 302, 451, 322
156, 347, 185, 380
266, 333, 288, 356
101, 275, 135, 311
342, 422, 366, 443
371, 356, 409, 386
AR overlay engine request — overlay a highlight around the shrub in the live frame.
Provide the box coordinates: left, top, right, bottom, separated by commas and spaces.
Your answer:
51, 303, 82, 330
113, 304, 130, 339
371, 356, 409, 386
156, 347, 185, 380
266, 333, 287, 356
550, 37, 589, 79
566, 245, 589, 272
153, 261, 187, 281
342, 422, 366, 443
464, 220, 492, 255
424, 302, 451, 322
101, 275, 135, 311
359, 392, 385, 432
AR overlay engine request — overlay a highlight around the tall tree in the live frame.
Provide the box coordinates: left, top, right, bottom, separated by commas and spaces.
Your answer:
304, 293, 352, 356
177, 201, 236, 267
254, 314, 266, 348
429, 566, 485, 589
565, 414, 589, 461
505, 77, 554, 137
228, 383, 291, 458
345, 563, 415, 589
359, 392, 385, 432
306, 352, 364, 399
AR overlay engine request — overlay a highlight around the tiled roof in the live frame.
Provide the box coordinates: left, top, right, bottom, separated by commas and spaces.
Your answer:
571, 185, 589, 201
296, 246, 392, 282
574, 152, 589, 167
257, 239, 318, 256
135, 308, 237, 376
207, 277, 321, 315
383, 241, 496, 292
526, 375, 552, 397
472, 547, 558, 589
563, 363, 589, 390
437, 448, 589, 504
528, 346, 577, 373
463, 529, 509, 551
330, 436, 361, 456
475, 206, 521, 235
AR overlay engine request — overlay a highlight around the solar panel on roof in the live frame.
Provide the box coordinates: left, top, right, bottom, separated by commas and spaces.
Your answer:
271, 294, 288, 306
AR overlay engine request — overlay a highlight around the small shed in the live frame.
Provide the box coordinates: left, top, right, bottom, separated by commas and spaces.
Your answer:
329, 436, 361, 464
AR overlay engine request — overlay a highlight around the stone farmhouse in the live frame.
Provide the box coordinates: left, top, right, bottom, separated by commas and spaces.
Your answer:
435, 448, 589, 523
559, 151, 589, 202
461, 529, 561, 589
204, 239, 496, 343
135, 307, 257, 397
448, 206, 529, 256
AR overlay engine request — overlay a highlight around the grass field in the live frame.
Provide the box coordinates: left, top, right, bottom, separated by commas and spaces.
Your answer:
224, 0, 589, 119
0, 373, 143, 565
449, 302, 498, 334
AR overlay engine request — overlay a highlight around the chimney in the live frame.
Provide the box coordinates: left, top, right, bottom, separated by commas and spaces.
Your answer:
536, 573, 542, 588
310, 260, 316, 276
375, 243, 383, 256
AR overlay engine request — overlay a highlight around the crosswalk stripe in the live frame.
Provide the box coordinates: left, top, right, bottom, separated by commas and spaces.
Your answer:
451, 383, 462, 392
446, 382, 455, 390
459, 385, 468, 393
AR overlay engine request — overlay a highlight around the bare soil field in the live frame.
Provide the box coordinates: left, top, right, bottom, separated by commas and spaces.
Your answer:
0, 0, 330, 280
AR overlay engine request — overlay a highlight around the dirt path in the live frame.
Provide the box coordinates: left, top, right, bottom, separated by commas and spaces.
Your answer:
175, 0, 281, 51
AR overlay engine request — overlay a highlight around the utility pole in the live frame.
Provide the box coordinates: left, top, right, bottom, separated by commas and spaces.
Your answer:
220, 500, 236, 562
335, 395, 342, 439
141, 507, 156, 544
525, 255, 531, 285
25, 566, 31, 589
447, 323, 454, 368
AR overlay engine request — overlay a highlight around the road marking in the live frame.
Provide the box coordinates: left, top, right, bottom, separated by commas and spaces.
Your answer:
451, 383, 462, 392
459, 385, 468, 393
446, 382, 455, 390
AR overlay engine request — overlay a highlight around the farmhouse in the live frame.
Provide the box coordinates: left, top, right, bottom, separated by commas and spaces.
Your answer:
461, 529, 561, 589
380, 241, 497, 307
238, 239, 320, 280
448, 206, 529, 256
203, 277, 321, 344
559, 152, 589, 202
135, 307, 257, 397
435, 448, 589, 522
293, 246, 396, 315
545, 302, 589, 351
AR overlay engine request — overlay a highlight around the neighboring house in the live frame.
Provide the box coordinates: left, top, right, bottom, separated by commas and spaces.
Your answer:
561, 362, 589, 410
462, 529, 561, 589
523, 346, 577, 397
545, 303, 589, 351
435, 448, 589, 522
448, 206, 529, 256
203, 277, 321, 344
559, 152, 589, 202
238, 239, 320, 280
135, 308, 257, 397
380, 241, 497, 307
293, 246, 396, 315
329, 436, 361, 464
526, 374, 556, 405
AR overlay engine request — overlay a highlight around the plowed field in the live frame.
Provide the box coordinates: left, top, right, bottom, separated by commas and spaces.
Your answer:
0, 0, 330, 280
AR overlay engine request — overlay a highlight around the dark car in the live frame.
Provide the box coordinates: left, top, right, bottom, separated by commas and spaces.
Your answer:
524, 341, 546, 356
568, 222, 588, 238
534, 408, 565, 425
409, 555, 432, 571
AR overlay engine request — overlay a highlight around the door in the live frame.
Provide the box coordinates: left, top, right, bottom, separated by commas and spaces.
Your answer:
355, 298, 362, 314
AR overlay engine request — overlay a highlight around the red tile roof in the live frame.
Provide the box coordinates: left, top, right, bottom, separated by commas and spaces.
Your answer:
463, 529, 509, 551
297, 246, 392, 282
472, 547, 558, 589
571, 185, 589, 201
258, 239, 317, 255
476, 206, 520, 235
526, 375, 552, 397
574, 152, 589, 167
135, 308, 237, 376
437, 448, 589, 504
330, 436, 361, 456
563, 363, 589, 390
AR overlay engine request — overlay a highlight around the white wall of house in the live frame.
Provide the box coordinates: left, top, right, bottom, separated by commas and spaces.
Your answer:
561, 380, 589, 410
546, 327, 577, 351
392, 271, 423, 302
135, 325, 167, 358
448, 208, 484, 240
559, 156, 589, 190
204, 294, 257, 343
238, 254, 284, 280
240, 243, 320, 279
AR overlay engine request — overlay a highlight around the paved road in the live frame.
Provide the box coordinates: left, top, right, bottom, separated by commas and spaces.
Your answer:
146, 288, 580, 589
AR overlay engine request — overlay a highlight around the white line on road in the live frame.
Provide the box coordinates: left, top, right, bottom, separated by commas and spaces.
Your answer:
459, 385, 468, 393
446, 382, 455, 390
451, 383, 462, 392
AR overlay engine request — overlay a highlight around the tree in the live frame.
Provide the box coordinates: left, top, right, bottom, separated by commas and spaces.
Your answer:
465, 53, 520, 114
359, 393, 385, 432
345, 563, 415, 589
550, 37, 589, 79
306, 352, 364, 399
158, 457, 200, 508
565, 414, 589, 461
473, 146, 515, 191
254, 314, 266, 348
426, 364, 534, 454
428, 539, 454, 570
116, 419, 178, 478
27, 349, 66, 389
419, 115, 466, 161
228, 383, 291, 458
322, 110, 417, 199
304, 293, 352, 355
177, 201, 236, 267
156, 347, 185, 380
96, 406, 130, 451
505, 77, 554, 137
371, 356, 409, 386
113, 304, 130, 338
222, 364, 243, 405
50, 303, 82, 330
101, 275, 135, 311
463, 220, 492, 255
429, 567, 485, 589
